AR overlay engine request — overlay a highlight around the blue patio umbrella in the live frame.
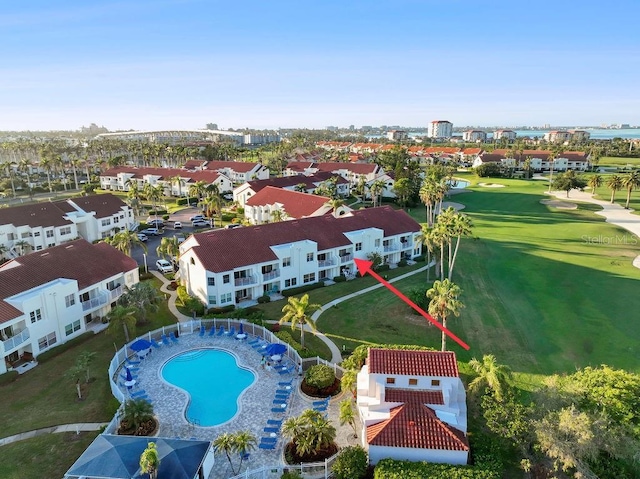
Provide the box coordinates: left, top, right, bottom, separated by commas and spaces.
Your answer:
239, 323, 244, 335
265, 343, 287, 356
125, 366, 133, 382
130, 339, 152, 352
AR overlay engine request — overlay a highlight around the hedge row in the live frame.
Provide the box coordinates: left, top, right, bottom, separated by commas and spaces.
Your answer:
204, 305, 236, 316
148, 209, 168, 215
274, 330, 315, 358
282, 282, 325, 297
373, 459, 500, 479
176, 197, 198, 206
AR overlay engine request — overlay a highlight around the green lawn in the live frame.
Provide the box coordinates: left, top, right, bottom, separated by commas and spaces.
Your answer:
597, 156, 640, 167
318, 178, 640, 378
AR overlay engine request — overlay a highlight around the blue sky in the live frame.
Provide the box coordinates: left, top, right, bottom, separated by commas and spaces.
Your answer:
1, 0, 639, 131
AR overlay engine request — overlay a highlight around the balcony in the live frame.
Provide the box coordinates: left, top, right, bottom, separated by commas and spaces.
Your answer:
2, 328, 30, 352
234, 275, 257, 287
318, 258, 336, 268
262, 270, 280, 282
340, 253, 353, 263
383, 244, 398, 252
109, 285, 123, 301
81, 292, 108, 311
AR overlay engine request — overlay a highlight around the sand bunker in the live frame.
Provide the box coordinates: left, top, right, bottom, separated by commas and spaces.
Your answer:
478, 183, 505, 188
441, 201, 465, 211
540, 199, 577, 210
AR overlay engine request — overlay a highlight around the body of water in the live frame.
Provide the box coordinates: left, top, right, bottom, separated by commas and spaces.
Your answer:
162, 349, 255, 427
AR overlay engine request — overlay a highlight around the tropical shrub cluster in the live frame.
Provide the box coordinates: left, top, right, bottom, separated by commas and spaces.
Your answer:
373, 459, 500, 479
274, 331, 314, 358
302, 364, 340, 397
331, 445, 368, 479
283, 409, 337, 463
281, 282, 325, 297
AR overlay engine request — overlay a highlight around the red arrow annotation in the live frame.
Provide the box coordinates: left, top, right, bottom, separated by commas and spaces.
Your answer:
354, 258, 470, 351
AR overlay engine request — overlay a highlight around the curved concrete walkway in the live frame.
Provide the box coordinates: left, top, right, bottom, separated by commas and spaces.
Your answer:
150, 270, 192, 322
0, 422, 107, 447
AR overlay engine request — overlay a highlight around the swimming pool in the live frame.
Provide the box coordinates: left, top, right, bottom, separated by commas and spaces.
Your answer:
448, 179, 470, 188
161, 349, 255, 427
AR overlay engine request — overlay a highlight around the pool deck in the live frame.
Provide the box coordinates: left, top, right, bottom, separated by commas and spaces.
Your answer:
117, 331, 360, 478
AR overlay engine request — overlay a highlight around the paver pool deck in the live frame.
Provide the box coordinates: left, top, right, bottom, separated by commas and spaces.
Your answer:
116, 331, 359, 478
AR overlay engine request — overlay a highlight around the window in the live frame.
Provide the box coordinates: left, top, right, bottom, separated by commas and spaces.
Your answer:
33, 231, 40, 237
65, 294, 76, 308
409, 378, 418, 386
355, 242, 362, 251
220, 293, 232, 304
431, 379, 440, 387
285, 278, 298, 288
38, 332, 57, 351
303, 273, 315, 284
375, 239, 380, 247
46, 230, 54, 238
207, 277, 215, 286
114, 217, 119, 224
30, 309, 42, 323
36, 246, 42, 251
190, 257, 195, 265
223, 274, 230, 284
306, 252, 314, 262
65, 320, 81, 336
386, 377, 396, 384
208, 295, 216, 305
101, 219, 111, 227
48, 243, 56, 248
21, 232, 31, 238
60, 226, 72, 236
282, 257, 291, 267
7, 233, 16, 241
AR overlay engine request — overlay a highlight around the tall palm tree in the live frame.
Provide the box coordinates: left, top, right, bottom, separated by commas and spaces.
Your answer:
448, 211, 473, 280
622, 171, 640, 209
139, 442, 160, 479
280, 293, 321, 348
188, 180, 208, 204
468, 354, 512, 401
156, 236, 180, 261
104, 230, 147, 257
587, 174, 602, 197
233, 431, 257, 472
270, 208, 287, 223
214, 432, 257, 475
426, 279, 464, 351
143, 183, 163, 220
170, 175, 185, 197
339, 399, 358, 438
120, 282, 162, 323
14, 239, 32, 256
416, 223, 438, 282
368, 179, 386, 207
606, 174, 623, 204
39, 156, 54, 193
107, 305, 137, 342
419, 179, 437, 226
121, 398, 154, 432
126, 179, 143, 216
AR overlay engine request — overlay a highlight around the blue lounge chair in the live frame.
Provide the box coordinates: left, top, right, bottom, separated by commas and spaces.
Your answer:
199, 325, 205, 337
131, 389, 147, 398
162, 334, 171, 346
258, 442, 275, 450
273, 399, 288, 405
247, 338, 260, 346
125, 357, 140, 366
225, 326, 236, 337
312, 398, 330, 406
278, 379, 293, 386
264, 426, 280, 433
277, 365, 295, 375
208, 325, 217, 336
170, 331, 179, 343
260, 436, 277, 444
151, 338, 162, 349
274, 394, 289, 400
216, 326, 225, 336
275, 389, 292, 395
313, 405, 328, 412
267, 419, 283, 425
271, 407, 286, 413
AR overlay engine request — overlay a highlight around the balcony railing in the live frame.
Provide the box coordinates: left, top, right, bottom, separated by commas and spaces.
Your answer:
81, 292, 108, 311
383, 244, 398, 252
318, 258, 336, 268
2, 328, 30, 352
262, 270, 280, 282
235, 275, 257, 287
109, 285, 123, 301
340, 253, 353, 263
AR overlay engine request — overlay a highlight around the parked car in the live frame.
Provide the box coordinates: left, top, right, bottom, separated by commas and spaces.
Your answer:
174, 221, 182, 229
147, 219, 164, 227
189, 214, 205, 222
136, 233, 148, 242
140, 228, 162, 236
225, 224, 242, 229
192, 220, 212, 228
156, 259, 173, 274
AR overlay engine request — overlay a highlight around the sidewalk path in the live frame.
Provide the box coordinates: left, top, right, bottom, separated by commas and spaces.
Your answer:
548, 189, 640, 267
0, 423, 107, 447
150, 271, 192, 322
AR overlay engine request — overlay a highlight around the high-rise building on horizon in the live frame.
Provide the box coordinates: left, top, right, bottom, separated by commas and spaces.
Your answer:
427, 120, 453, 138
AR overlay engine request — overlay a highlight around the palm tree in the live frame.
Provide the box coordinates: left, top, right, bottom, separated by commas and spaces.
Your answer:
139, 442, 160, 479
339, 399, 358, 438
14, 239, 32, 256
107, 305, 137, 342
39, 156, 54, 193
280, 294, 321, 348
126, 179, 143, 216
120, 398, 154, 432
104, 230, 147, 257
282, 409, 337, 459
426, 279, 464, 351
468, 354, 512, 401
0, 244, 8, 262
587, 174, 602, 197
156, 236, 180, 261
447, 211, 473, 280
143, 183, 163, 220
294, 183, 307, 193
368, 179, 386, 207
188, 180, 208, 204
416, 223, 438, 281
233, 431, 257, 472
170, 175, 184, 197
270, 208, 286, 223
120, 282, 161, 324
622, 171, 640, 209
213, 431, 256, 475
606, 174, 623, 204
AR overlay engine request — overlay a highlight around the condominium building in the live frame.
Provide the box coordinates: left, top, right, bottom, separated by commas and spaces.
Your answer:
179, 206, 422, 308
493, 129, 517, 141
544, 130, 572, 142
386, 130, 408, 141
462, 130, 487, 142
427, 121, 453, 138
568, 130, 591, 142
0, 239, 139, 375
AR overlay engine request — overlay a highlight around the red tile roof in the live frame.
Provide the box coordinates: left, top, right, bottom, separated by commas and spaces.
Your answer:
204, 161, 262, 173
286, 161, 314, 172
366, 401, 469, 451
245, 172, 348, 193
187, 206, 420, 273
101, 166, 222, 183
385, 388, 444, 405
66, 194, 128, 218
368, 348, 459, 377
314, 162, 379, 175
183, 159, 207, 170
0, 201, 73, 228
462, 148, 482, 155
245, 187, 330, 219
0, 240, 138, 324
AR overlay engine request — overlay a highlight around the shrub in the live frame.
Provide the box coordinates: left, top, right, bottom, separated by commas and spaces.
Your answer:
282, 282, 325, 297
305, 364, 335, 389
257, 294, 271, 304
275, 330, 314, 358
377, 264, 390, 272
162, 214, 170, 221
397, 259, 408, 267
176, 197, 198, 206
237, 207, 245, 215
221, 213, 234, 222
474, 163, 503, 178
373, 459, 501, 479
333, 275, 347, 282
280, 472, 302, 479
205, 305, 236, 315
36, 332, 94, 363
332, 446, 368, 479
148, 209, 168, 215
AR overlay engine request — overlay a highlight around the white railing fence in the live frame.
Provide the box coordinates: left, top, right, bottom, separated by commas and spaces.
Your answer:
227, 450, 341, 479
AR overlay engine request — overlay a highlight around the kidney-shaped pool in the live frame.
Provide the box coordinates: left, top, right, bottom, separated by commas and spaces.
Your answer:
161, 349, 256, 427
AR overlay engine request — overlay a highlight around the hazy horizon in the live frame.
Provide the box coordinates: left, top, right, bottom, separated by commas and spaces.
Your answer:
2, 0, 639, 131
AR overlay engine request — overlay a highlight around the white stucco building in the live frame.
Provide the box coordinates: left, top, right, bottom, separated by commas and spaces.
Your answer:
357, 348, 469, 465
179, 207, 422, 307
462, 130, 487, 142
0, 239, 139, 375
427, 121, 453, 138
493, 129, 517, 141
